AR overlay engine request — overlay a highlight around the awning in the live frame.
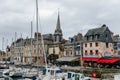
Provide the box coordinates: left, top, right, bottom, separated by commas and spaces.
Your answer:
82, 57, 99, 62
56, 56, 79, 62
97, 58, 119, 64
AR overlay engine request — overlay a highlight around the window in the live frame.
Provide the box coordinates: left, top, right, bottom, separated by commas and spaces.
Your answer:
71, 51, 72, 55
86, 36, 89, 41
90, 43, 92, 47
85, 50, 87, 55
85, 43, 87, 47
85, 53, 88, 55
90, 36, 92, 41
97, 35, 100, 39
96, 35, 100, 40
96, 42, 98, 47
111, 49, 113, 52
95, 50, 98, 55
92, 35, 94, 40
106, 43, 109, 48
90, 50, 93, 55
105, 34, 108, 38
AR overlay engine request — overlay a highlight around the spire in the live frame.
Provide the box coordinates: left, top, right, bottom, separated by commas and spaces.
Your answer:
54, 9, 63, 43
56, 9, 61, 30
54, 9, 62, 35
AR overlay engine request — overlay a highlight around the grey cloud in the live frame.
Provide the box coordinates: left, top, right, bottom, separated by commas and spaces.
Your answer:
0, 0, 120, 49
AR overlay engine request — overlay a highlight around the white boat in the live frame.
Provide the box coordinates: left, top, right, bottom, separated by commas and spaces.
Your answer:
22, 68, 38, 80
0, 64, 11, 75
37, 66, 64, 80
9, 68, 23, 77
64, 71, 90, 80
9, 71, 23, 77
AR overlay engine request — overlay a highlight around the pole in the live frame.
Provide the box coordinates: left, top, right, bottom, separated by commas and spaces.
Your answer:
20, 33, 23, 64
36, 0, 39, 76
6, 39, 8, 63
14, 32, 17, 64
2, 37, 4, 60
30, 21, 33, 64
80, 42, 83, 67
36, 0, 39, 64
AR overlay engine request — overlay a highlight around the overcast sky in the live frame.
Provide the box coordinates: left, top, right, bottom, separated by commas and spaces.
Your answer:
0, 0, 120, 50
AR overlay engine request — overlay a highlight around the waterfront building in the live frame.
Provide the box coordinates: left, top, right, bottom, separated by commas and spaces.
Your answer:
23, 37, 34, 64
56, 33, 83, 66
10, 38, 24, 64
0, 50, 6, 61
113, 34, 120, 56
83, 24, 114, 66
47, 12, 64, 64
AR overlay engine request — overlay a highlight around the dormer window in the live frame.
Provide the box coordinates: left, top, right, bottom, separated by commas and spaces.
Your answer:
70, 38, 73, 43
90, 36, 92, 41
92, 35, 94, 40
86, 36, 89, 41
95, 34, 100, 40
105, 34, 108, 38
97, 35, 100, 39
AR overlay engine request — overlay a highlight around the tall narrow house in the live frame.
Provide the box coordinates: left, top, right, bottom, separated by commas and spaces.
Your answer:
54, 12, 63, 43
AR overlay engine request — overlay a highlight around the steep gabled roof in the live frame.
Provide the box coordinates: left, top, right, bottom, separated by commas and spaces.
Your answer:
85, 24, 107, 36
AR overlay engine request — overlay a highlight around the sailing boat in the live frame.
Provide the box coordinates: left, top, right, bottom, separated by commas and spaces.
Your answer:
9, 33, 24, 77
33, 0, 65, 80
22, 22, 38, 80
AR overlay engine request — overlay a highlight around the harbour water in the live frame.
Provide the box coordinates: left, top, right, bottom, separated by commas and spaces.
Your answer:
0, 76, 34, 80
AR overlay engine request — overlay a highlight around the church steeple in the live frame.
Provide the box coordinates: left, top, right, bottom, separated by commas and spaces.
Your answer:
54, 10, 63, 43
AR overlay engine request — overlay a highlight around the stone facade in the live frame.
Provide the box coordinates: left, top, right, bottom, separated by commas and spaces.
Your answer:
83, 24, 114, 58
83, 42, 114, 57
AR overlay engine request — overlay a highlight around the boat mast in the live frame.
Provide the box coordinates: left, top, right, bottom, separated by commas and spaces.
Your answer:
36, 0, 39, 67
35, 0, 47, 68
2, 37, 4, 59
14, 32, 17, 64
30, 21, 33, 64
6, 39, 8, 63
41, 31, 47, 68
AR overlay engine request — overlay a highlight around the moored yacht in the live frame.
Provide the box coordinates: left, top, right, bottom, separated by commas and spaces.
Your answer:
22, 68, 37, 80
9, 68, 23, 77
37, 66, 64, 80
64, 71, 91, 80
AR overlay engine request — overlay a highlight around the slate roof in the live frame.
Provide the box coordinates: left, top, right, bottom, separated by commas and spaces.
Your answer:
42, 34, 53, 40
64, 35, 77, 46
15, 38, 25, 47
24, 38, 34, 45
84, 24, 113, 43
85, 24, 107, 36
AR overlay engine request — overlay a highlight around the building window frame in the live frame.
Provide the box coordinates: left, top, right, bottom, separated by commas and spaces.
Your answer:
90, 50, 93, 55
106, 42, 109, 48
85, 50, 87, 55
85, 43, 87, 47
90, 43, 92, 47
95, 42, 98, 47
95, 50, 98, 55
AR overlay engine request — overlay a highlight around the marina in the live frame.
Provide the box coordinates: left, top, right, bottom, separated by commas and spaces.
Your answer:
0, 0, 120, 80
